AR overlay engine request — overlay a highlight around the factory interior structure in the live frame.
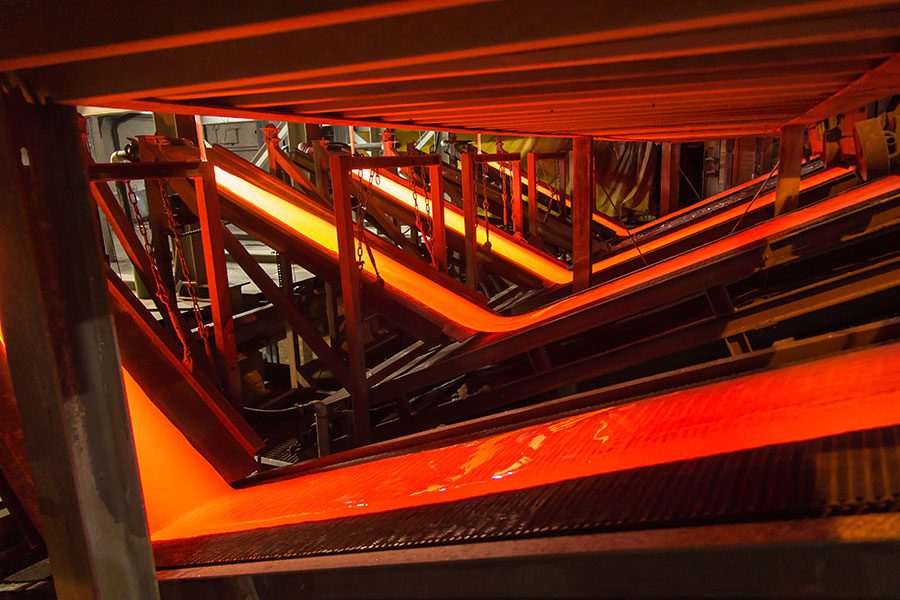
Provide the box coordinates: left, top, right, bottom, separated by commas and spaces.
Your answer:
1, 2, 900, 598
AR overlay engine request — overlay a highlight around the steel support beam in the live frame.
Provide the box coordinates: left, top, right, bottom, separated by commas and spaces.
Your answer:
660, 142, 681, 216
572, 136, 593, 291
775, 124, 805, 216
460, 151, 479, 289
277, 254, 304, 390
193, 164, 243, 403
0, 93, 159, 599
511, 161, 524, 235
221, 227, 352, 389
428, 163, 447, 271
527, 152, 539, 243
329, 153, 371, 443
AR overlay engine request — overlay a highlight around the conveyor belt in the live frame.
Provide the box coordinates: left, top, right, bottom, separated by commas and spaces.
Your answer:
487, 160, 631, 236
142, 340, 900, 566
208, 166, 892, 335
353, 168, 573, 285
356, 161, 849, 286
155, 425, 900, 568
623, 158, 826, 240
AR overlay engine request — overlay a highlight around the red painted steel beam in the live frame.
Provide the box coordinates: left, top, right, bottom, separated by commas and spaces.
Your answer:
88, 160, 203, 181
775, 125, 806, 215
660, 142, 681, 216
429, 163, 448, 272
220, 226, 352, 390
329, 153, 371, 443
193, 165, 243, 404
527, 153, 540, 243
572, 136, 592, 292
460, 151, 480, 290
512, 161, 524, 236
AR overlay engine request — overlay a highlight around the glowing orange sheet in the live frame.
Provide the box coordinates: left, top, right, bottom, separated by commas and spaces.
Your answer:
216, 166, 885, 335
487, 161, 630, 236
353, 168, 573, 285
372, 163, 849, 285
131, 341, 900, 542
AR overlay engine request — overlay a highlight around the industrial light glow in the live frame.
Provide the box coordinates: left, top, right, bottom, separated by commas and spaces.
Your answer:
216, 165, 890, 335
128, 341, 900, 541
353, 168, 573, 285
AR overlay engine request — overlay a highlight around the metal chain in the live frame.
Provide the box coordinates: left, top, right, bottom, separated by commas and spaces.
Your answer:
355, 167, 383, 283
158, 180, 211, 347
543, 169, 563, 223
478, 161, 492, 248
410, 165, 436, 267
123, 181, 196, 367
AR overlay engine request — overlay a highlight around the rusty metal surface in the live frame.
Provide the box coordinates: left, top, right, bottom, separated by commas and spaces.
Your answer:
154, 424, 900, 569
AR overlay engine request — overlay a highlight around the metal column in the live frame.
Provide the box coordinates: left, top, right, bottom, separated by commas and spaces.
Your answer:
194, 163, 243, 403
660, 142, 681, 216
527, 152, 539, 243
329, 153, 371, 443
512, 161, 524, 236
428, 163, 447, 272
0, 94, 159, 599
572, 136, 593, 292
775, 125, 805, 216
460, 151, 479, 289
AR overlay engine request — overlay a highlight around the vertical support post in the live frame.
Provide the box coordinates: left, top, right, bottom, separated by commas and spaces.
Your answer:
527, 152, 539, 243
775, 124, 805, 216
0, 94, 159, 599
278, 254, 306, 390
312, 401, 331, 457
428, 163, 448, 271
557, 155, 568, 220
512, 160, 524, 235
460, 151, 479, 289
572, 136, 593, 292
193, 164, 242, 403
660, 142, 681, 216
312, 140, 329, 198
329, 154, 371, 444
263, 123, 281, 177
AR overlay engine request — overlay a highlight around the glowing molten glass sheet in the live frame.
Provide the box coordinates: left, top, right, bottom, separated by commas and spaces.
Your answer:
487, 161, 630, 236
353, 168, 573, 285
131, 341, 900, 542
216, 167, 891, 335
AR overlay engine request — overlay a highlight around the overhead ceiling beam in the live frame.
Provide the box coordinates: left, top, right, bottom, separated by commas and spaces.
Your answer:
797, 52, 900, 123
0, 0, 488, 71
160, 7, 900, 101
14, 0, 896, 105
222, 44, 893, 109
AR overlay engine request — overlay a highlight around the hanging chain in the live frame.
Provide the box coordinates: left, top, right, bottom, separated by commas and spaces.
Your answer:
159, 180, 211, 350
476, 161, 492, 249
543, 168, 563, 223
123, 180, 196, 368
355, 167, 383, 283
410, 165, 437, 267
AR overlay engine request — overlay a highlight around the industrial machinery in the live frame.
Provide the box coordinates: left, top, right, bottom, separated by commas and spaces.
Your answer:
0, 3, 899, 599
